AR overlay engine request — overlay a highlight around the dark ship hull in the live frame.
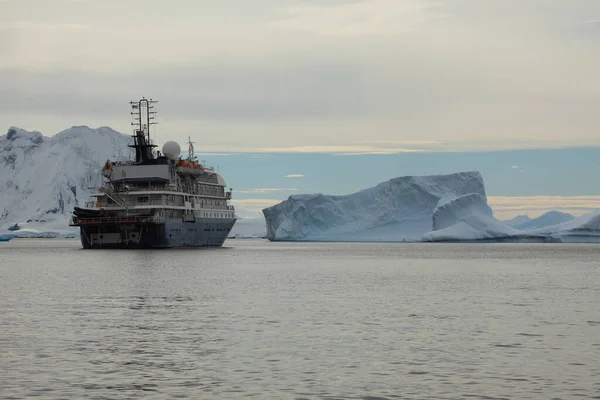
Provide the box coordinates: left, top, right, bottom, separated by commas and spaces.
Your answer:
77, 217, 236, 249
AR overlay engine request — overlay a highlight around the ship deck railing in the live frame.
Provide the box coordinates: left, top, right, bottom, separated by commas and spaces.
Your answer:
94, 186, 180, 194
85, 200, 175, 208
92, 186, 227, 198
84, 202, 236, 211
69, 215, 163, 226
96, 182, 225, 193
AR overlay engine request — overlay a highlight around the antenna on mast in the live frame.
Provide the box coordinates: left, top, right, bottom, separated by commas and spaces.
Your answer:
130, 97, 158, 143
128, 97, 158, 163
187, 136, 197, 163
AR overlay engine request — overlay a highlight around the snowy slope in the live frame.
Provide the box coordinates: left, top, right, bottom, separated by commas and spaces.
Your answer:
263, 171, 486, 242
0, 126, 132, 237
515, 211, 574, 230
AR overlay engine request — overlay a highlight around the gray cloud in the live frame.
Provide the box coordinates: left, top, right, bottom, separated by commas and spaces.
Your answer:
1, 0, 600, 152
0, 61, 368, 121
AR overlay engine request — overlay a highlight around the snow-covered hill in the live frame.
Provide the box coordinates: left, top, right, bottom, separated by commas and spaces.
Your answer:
0, 126, 132, 236
263, 171, 486, 242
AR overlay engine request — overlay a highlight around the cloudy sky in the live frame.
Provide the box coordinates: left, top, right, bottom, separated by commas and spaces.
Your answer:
2, 0, 600, 217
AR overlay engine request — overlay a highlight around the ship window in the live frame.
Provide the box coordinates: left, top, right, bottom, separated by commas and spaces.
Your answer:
138, 196, 149, 203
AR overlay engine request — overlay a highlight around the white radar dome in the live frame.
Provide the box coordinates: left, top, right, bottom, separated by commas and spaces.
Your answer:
162, 141, 181, 160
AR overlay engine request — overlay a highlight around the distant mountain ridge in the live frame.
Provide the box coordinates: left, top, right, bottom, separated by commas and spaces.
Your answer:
514, 211, 574, 230
503, 215, 531, 227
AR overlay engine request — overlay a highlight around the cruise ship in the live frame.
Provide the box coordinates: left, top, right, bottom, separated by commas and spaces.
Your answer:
70, 98, 237, 248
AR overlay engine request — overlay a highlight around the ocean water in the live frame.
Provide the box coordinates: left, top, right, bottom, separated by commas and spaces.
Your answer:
1, 239, 599, 400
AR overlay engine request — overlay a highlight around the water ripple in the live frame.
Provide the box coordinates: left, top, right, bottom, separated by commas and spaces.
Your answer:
1, 240, 599, 399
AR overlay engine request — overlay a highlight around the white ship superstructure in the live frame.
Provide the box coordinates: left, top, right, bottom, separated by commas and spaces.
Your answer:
70, 98, 237, 248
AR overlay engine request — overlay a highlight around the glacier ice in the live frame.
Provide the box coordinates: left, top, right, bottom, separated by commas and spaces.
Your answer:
514, 211, 574, 230
432, 193, 493, 231
525, 212, 600, 242
422, 192, 520, 242
0, 126, 132, 237
423, 206, 597, 243
263, 170, 600, 243
263, 171, 487, 242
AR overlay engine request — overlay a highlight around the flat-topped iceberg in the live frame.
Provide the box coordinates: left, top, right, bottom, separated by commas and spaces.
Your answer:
263, 170, 600, 243
263, 171, 486, 242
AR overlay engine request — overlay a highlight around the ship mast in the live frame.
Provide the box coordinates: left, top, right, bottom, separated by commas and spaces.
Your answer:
187, 136, 197, 163
129, 97, 158, 163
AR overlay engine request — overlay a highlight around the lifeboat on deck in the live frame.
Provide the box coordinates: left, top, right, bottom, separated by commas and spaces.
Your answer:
176, 159, 205, 175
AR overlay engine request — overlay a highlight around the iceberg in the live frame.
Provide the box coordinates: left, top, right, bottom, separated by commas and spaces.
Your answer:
423, 193, 520, 242
524, 212, 600, 242
263, 171, 486, 242
263, 169, 600, 243
514, 211, 574, 230
432, 193, 493, 231
423, 206, 600, 243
